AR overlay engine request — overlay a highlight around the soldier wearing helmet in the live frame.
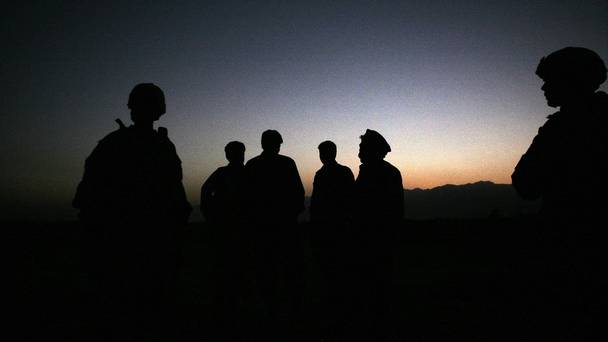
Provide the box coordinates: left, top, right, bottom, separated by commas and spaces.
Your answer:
512, 47, 608, 218
511, 47, 606, 340
74, 83, 191, 224
73, 83, 191, 339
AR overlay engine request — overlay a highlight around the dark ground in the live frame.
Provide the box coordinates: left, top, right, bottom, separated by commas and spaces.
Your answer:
15, 218, 593, 341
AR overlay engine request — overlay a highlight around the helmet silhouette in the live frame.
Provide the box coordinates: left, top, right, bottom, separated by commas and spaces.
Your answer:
127, 83, 167, 120
536, 47, 607, 91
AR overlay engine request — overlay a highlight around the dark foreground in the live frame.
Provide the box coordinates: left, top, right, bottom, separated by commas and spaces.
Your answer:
16, 218, 599, 341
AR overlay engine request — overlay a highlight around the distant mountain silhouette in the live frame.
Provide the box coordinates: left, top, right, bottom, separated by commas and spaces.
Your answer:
189, 181, 540, 222
403, 181, 540, 220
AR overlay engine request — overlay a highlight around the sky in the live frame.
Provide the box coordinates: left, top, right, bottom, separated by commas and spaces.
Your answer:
1, 0, 607, 220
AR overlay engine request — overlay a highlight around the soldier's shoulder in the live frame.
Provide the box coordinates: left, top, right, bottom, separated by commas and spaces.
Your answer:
101, 126, 128, 140
150, 128, 178, 154
538, 110, 563, 132
95, 127, 132, 150
154, 126, 175, 142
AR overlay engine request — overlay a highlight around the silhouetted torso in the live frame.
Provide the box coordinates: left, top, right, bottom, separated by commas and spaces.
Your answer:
243, 147, 305, 338
73, 125, 191, 226
309, 160, 355, 339
510, 47, 606, 340
512, 91, 608, 219
201, 164, 246, 224
355, 159, 404, 224
348, 158, 403, 339
72, 123, 191, 339
245, 151, 305, 223
310, 161, 355, 223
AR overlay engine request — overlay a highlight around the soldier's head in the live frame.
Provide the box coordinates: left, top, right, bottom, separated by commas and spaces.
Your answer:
358, 129, 391, 164
225, 141, 245, 165
536, 47, 606, 107
128, 83, 166, 124
318, 141, 337, 165
261, 130, 283, 155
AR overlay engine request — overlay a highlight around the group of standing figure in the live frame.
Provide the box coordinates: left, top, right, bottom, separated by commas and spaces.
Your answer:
73, 81, 404, 340
73, 46, 606, 340
199, 128, 403, 339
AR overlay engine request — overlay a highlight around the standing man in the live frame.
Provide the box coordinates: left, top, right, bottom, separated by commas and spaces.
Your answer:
352, 129, 403, 341
73, 83, 191, 340
200, 141, 252, 339
310, 140, 355, 223
309, 140, 355, 340
245, 130, 305, 224
244, 129, 305, 338
511, 47, 606, 340
355, 129, 404, 224
201, 141, 247, 224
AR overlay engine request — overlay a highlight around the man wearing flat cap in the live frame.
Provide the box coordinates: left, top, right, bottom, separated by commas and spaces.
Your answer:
355, 129, 404, 223
349, 129, 403, 340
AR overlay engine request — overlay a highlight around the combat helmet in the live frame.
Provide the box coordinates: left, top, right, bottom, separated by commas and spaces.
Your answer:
127, 83, 166, 121
536, 47, 607, 91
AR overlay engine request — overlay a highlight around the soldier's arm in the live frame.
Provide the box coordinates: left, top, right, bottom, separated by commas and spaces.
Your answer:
511, 124, 551, 200
162, 136, 192, 223
72, 138, 112, 210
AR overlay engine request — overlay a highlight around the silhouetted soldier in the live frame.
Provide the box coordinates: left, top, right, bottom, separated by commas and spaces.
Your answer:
352, 129, 403, 340
512, 47, 608, 219
309, 140, 355, 339
244, 130, 305, 338
200, 141, 252, 338
73, 83, 191, 339
511, 47, 606, 340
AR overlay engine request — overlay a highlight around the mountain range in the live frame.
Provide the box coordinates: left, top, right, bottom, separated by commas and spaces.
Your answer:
184, 181, 539, 222
296, 181, 539, 222
401, 181, 539, 220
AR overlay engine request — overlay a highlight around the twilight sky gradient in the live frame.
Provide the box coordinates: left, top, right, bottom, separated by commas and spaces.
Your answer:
2, 0, 607, 220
